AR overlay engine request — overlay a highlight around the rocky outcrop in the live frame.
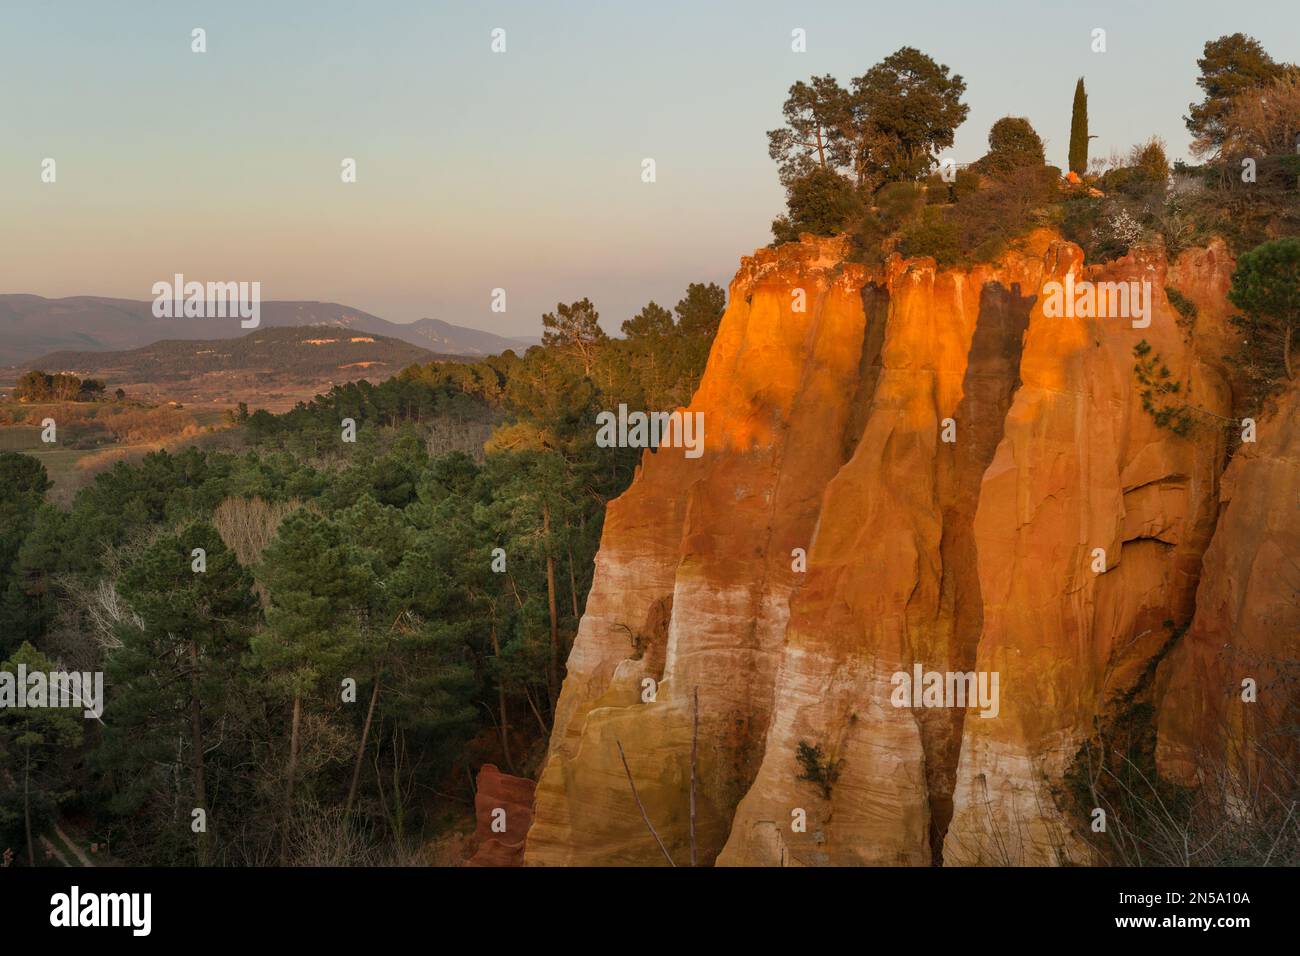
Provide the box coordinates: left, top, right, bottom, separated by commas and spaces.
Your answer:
1155, 383, 1300, 796
526, 237, 874, 865
719, 239, 1046, 866
939, 243, 1232, 865
526, 232, 1277, 866
465, 764, 535, 867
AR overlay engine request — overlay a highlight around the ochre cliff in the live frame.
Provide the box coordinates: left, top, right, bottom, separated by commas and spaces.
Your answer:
1155, 383, 1300, 797
938, 241, 1232, 865
524, 232, 1294, 866
526, 239, 871, 865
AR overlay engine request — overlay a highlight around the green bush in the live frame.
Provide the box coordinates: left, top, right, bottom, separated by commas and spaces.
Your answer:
1131, 138, 1170, 183
875, 181, 926, 231
924, 172, 950, 205
771, 167, 864, 243
1133, 340, 1195, 436
795, 740, 842, 799
953, 168, 981, 202
1165, 287, 1198, 329
977, 116, 1047, 176
946, 163, 1058, 264
1227, 237, 1300, 411
900, 207, 961, 265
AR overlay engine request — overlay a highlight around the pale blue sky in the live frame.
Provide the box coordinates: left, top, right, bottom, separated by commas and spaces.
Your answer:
3, 1, 1297, 336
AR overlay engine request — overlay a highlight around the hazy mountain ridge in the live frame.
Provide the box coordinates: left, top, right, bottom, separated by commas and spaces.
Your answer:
0, 294, 536, 366
23, 325, 452, 383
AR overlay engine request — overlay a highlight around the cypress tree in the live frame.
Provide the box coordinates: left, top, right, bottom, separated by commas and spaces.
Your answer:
1069, 78, 1089, 175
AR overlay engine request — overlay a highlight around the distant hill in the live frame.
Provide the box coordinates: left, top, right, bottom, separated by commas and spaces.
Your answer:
0, 295, 536, 366
24, 326, 449, 383
388, 317, 540, 356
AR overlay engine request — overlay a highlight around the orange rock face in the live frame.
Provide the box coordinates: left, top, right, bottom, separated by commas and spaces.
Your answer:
526, 237, 872, 865
465, 764, 535, 867
940, 243, 1233, 865
1155, 383, 1300, 796
526, 232, 1290, 866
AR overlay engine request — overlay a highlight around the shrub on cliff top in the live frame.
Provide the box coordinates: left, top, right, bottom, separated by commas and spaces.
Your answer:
771, 167, 863, 244
899, 207, 961, 265
875, 181, 926, 228
1130, 137, 1171, 184
896, 162, 1058, 266
976, 116, 1047, 177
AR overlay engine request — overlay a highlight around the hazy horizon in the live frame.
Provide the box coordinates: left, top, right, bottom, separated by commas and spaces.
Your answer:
5, 0, 1298, 336
0, 290, 539, 335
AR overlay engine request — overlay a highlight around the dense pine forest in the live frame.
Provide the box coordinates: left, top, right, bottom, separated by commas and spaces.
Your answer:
0, 285, 723, 866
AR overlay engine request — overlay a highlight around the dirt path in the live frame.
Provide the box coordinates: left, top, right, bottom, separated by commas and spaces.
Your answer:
54, 823, 95, 866
38, 835, 69, 867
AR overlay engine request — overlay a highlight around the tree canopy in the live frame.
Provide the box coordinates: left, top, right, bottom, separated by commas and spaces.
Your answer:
1187, 33, 1293, 156
767, 47, 973, 245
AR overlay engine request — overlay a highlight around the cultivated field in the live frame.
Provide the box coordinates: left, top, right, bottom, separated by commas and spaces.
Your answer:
0, 400, 232, 503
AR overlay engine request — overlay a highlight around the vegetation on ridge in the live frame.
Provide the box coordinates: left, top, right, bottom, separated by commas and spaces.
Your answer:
768, 34, 1299, 268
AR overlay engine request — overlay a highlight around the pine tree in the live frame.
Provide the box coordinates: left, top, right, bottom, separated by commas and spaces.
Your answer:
1228, 237, 1300, 407
105, 522, 259, 864
541, 299, 607, 375
0, 643, 84, 866
253, 509, 375, 862
1069, 78, 1089, 175
1185, 33, 1285, 155
0, 454, 51, 654
333, 494, 412, 817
